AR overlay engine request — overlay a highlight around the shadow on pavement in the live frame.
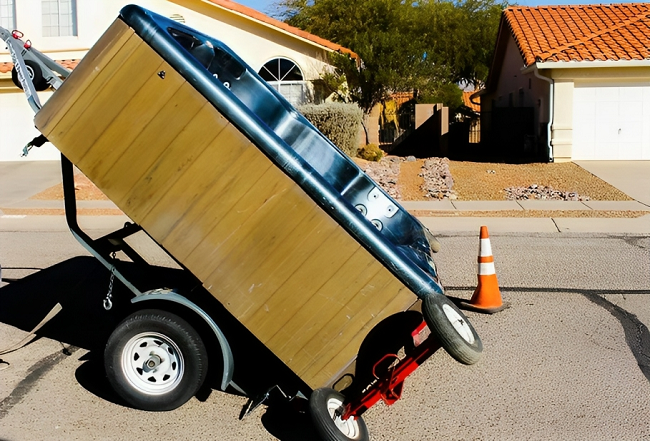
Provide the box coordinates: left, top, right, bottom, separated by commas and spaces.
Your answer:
0, 256, 122, 351
447, 285, 650, 383
0, 256, 323, 439
261, 402, 320, 440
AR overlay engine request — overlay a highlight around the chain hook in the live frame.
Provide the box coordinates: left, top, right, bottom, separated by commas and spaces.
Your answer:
103, 252, 117, 311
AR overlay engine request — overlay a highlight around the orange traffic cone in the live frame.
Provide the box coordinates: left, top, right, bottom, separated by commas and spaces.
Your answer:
460, 226, 510, 314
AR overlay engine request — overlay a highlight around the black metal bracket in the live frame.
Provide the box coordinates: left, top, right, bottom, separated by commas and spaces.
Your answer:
61, 154, 146, 295
60, 154, 203, 298
239, 385, 288, 420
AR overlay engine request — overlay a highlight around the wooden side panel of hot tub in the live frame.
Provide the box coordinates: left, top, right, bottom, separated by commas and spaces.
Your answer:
35, 19, 416, 389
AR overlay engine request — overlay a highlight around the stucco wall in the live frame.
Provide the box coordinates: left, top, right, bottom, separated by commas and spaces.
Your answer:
481, 33, 549, 140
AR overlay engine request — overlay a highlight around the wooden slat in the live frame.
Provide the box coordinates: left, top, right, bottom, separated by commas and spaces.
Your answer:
240, 220, 361, 341
74, 61, 186, 181
144, 130, 269, 255
90, 81, 206, 206
283, 265, 397, 379
264, 248, 384, 358
292, 270, 412, 376
45, 38, 163, 164
119, 102, 229, 221
35, 19, 134, 134
179, 164, 300, 278
214, 210, 339, 319
199, 190, 317, 298
305, 284, 415, 387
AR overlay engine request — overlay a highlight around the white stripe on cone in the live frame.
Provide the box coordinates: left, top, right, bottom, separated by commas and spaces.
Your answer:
478, 262, 496, 275
479, 238, 493, 257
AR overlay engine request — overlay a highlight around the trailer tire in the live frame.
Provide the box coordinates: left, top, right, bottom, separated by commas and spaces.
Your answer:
422, 294, 482, 365
309, 388, 369, 441
105, 309, 208, 411
11, 60, 49, 91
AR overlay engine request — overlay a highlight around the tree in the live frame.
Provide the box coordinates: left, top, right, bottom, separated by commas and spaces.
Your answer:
276, 0, 506, 115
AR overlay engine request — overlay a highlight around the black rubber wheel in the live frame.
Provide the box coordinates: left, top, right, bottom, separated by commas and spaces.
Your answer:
104, 309, 208, 411
11, 60, 49, 91
309, 388, 369, 441
422, 294, 483, 365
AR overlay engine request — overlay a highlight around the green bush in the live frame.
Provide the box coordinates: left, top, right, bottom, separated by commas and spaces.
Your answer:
298, 103, 363, 157
357, 144, 384, 162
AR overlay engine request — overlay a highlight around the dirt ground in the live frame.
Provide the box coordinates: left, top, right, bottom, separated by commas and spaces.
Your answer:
31, 172, 109, 201
447, 160, 632, 201
398, 160, 425, 201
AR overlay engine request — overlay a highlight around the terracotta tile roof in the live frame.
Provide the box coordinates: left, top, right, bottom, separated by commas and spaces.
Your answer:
0, 59, 79, 74
205, 0, 358, 58
505, 3, 650, 65
390, 91, 414, 106
462, 91, 480, 112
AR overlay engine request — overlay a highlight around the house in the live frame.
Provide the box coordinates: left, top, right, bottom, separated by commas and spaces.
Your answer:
478, 3, 650, 161
0, 0, 355, 161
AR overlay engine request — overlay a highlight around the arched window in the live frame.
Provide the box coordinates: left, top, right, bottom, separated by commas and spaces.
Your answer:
259, 58, 303, 82
258, 58, 308, 105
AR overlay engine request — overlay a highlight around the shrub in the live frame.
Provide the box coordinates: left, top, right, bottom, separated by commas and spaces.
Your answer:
298, 103, 363, 157
357, 144, 384, 162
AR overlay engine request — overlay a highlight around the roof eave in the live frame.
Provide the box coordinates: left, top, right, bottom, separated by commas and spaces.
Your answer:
533, 59, 650, 70
200, 0, 358, 59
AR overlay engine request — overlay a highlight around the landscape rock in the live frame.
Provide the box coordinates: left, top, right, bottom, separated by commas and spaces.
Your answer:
361, 156, 401, 199
505, 185, 591, 201
360, 156, 457, 200
420, 157, 457, 200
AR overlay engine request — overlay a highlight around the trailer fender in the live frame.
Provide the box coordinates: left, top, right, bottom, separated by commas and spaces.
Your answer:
131, 290, 236, 392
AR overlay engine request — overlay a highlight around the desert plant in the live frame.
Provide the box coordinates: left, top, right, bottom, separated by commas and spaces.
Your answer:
298, 102, 363, 157
357, 143, 384, 162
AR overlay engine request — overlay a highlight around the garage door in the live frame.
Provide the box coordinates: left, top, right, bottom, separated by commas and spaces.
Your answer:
573, 83, 650, 160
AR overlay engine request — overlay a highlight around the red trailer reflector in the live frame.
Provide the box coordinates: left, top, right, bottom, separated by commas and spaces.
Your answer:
411, 321, 431, 347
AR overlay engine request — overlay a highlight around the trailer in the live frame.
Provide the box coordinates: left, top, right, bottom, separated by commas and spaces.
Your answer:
2, 6, 482, 440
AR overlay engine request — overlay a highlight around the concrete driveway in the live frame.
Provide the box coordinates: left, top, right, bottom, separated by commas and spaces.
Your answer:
0, 160, 61, 207
575, 160, 650, 206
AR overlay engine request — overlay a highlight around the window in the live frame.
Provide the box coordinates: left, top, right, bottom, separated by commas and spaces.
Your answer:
0, 0, 15, 30
258, 58, 308, 106
259, 58, 303, 82
42, 0, 77, 37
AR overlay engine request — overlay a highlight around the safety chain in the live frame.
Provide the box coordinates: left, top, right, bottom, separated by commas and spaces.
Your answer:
103, 252, 117, 311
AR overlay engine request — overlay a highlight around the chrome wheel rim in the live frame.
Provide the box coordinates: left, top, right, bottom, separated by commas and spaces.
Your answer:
121, 332, 184, 395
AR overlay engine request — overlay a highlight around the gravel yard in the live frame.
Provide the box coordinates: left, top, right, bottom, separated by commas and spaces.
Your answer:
448, 160, 633, 201
356, 156, 633, 202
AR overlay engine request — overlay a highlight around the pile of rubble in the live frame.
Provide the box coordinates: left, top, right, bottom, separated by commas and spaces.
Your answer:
419, 157, 456, 200
361, 156, 401, 199
505, 184, 590, 201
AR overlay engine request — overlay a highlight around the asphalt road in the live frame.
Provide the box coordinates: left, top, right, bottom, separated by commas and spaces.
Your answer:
1, 225, 649, 440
